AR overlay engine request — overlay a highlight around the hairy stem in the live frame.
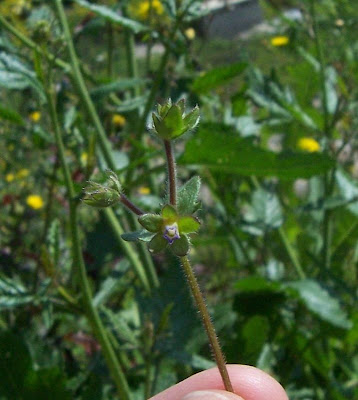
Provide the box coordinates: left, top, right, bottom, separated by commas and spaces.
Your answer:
44, 75, 131, 400
164, 140, 177, 206
180, 256, 234, 392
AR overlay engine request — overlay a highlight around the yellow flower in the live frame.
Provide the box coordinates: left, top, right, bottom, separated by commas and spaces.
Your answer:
8, 144, 14, 151
297, 137, 320, 152
138, 186, 151, 195
26, 194, 44, 210
112, 114, 126, 127
29, 111, 41, 123
6, 173, 15, 183
81, 152, 88, 165
185, 27, 196, 40
270, 36, 289, 47
133, 0, 164, 20
16, 168, 30, 179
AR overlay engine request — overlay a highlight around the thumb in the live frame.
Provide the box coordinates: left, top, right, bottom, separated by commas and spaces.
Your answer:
181, 390, 244, 400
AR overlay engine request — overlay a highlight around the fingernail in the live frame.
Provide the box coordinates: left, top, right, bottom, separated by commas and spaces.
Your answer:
181, 390, 244, 400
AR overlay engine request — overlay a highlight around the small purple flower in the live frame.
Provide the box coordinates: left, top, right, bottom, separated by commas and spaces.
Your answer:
163, 223, 180, 244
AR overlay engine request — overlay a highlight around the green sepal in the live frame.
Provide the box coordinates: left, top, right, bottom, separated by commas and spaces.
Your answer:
162, 204, 178, 220
178, 216, 200, 234
138, 213, 163, 232
121, 230, 155, 242
161, 105, 184, 139
157, 98, 172, 118
148, 233, 167, 253
171, 234, 190, 256
177, 98, 185, 114
183, 106, 200, 131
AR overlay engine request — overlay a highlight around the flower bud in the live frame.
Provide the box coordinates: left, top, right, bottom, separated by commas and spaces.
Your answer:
151, 99, 200, 140
83, 170, 121, 208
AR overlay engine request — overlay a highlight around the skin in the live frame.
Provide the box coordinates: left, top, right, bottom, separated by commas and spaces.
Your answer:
150, 365, 289, 400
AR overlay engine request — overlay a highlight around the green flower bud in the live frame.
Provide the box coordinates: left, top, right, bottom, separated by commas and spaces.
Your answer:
151, 99, 200, 140
83, 170, 121, 208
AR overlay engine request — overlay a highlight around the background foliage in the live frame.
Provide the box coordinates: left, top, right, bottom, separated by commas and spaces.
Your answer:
1, 0, 358, 399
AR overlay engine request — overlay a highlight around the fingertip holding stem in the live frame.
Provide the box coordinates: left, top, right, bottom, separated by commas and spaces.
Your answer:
181, 390, 244, 400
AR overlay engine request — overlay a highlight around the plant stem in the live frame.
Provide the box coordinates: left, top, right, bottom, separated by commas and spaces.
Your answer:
120, 193, 145, 215
45, 77, 132, 400
278, 227, 306, 279
164, 140, 177, 206
180, 256, 234, 392
0, 15, 69, 71
103, 208, 151, 293
54, 0, 158, 289
106, 22, 114, 79
310, 0, 335, 271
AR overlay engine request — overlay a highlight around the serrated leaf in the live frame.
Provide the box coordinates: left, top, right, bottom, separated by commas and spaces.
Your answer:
192, 62, 247, 93
138, 213, 163, 232
243, 188, 283, 235
0, 52, 45, 100
101, 306, 138, 345
177, 176, 201, 215
121, 230, 155, 242
285, 280, 352, 329
179, 123, 335, 179
74, 0, 148, 33
0, 274, 35, 311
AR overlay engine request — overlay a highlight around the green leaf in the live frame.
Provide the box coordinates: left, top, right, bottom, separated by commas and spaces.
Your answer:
335, 168, 358, 216
177, 176, 201, 215
138, 213, 163, 232
90, 78, 148, 99
148, 233, 167, 253
162, 204, 178, 220
74, 0, 148, 33
178, 216, 200, 234
285, 280, 352, 329
0, 274, 35, 310
0, 104, 24, 125
243, 188, 283, 235
192, 62, 247, 94
179, 123, 335, 179
0, 52, 45, 100
121, 230, 155, 242
171, 235, 190, 256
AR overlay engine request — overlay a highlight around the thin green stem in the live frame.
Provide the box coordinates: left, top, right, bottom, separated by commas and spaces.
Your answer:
0, 15, 70, 71
180, 256, 233, 392
310, 0, 335, 271
106, 22, 114, 79
103, 208, 151, 293
45, 76, 131, 400
278, 227, 306, 279
164, 140, 177, 206
54, 0, 158, 289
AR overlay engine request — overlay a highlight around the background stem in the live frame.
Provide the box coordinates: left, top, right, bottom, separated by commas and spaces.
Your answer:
44, 74, 132, 400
